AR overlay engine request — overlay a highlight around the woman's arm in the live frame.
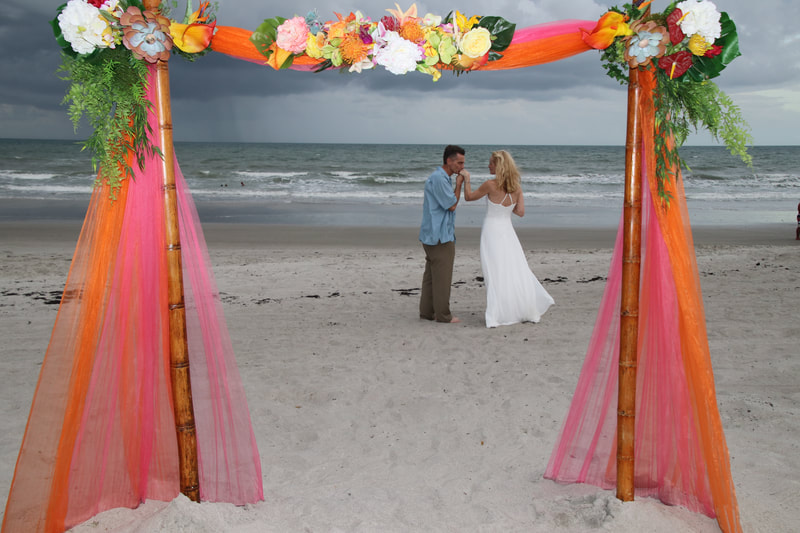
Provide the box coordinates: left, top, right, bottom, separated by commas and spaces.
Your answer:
449, 174, 464, 211
512, 188, 525, 217
463, 172, 493, 202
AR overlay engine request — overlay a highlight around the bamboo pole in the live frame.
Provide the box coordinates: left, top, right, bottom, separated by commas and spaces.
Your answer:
144, 0, 200, 502
617, 64, 643, 502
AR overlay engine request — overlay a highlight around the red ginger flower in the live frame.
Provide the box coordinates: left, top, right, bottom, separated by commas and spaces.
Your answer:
666, 8, 686, 46
659, 50, 693, 79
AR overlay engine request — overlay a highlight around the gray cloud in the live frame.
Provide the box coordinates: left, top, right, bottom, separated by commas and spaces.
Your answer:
2, 0, 798, 145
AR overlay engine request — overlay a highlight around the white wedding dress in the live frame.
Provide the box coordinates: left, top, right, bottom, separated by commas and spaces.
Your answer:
480, 195, 554, 328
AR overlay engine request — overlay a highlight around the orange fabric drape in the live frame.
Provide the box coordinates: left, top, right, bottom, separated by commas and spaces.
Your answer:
639, 68, 742, 533
2, 176, 136, 532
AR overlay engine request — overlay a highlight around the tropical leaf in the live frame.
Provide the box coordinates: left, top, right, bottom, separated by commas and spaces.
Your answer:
250, 16, 287, 59
477, 16, 516, 52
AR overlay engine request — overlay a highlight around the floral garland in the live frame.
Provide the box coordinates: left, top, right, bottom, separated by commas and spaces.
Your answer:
587, 0, 752, 202
249, 4, 516, 81
52, 0, 751, 205
51, 0, 217, 197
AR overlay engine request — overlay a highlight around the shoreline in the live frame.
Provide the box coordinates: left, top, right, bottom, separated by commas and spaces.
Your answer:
2, 196, 796, 233
0, 218, 793, 251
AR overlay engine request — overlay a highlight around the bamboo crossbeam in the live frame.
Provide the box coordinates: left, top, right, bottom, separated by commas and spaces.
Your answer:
617, 65, 643, 502
145, 0, 200, 502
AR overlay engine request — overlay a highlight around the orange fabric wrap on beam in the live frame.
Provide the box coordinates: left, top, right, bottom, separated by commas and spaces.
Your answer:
482, 33, 592, 70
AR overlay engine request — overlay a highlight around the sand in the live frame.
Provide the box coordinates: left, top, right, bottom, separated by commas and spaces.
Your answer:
0, 220, 797, 532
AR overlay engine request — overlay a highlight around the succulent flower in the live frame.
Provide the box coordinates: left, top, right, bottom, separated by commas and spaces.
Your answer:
120, 6, 173, 63
624, 21, 668, 67
305, 9, 324, 35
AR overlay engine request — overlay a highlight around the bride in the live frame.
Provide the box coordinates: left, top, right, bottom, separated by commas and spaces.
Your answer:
462, 150, 554, 328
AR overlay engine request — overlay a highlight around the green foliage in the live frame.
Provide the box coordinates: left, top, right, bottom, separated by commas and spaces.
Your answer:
653, 68, 753, 201
600, 38, 629, 85
599, 2, 752, 204
250, 17, 292, 67
58, 48, 160, 199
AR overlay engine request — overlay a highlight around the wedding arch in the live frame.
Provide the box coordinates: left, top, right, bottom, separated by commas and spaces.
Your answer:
2, 1, 751, 532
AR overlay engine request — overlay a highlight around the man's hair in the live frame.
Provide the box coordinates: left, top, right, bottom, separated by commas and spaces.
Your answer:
442, 145, 465, 165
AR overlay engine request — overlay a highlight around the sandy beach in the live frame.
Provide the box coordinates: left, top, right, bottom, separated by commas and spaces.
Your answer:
1, 219, 797, 532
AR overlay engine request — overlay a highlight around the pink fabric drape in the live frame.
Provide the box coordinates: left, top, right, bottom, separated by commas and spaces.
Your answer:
543, 172, 712, 512
2, 68, 262, 533
544, 70, 741, 533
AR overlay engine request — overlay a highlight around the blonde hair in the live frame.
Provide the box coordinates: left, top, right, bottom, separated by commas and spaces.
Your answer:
491, 150, 521, 194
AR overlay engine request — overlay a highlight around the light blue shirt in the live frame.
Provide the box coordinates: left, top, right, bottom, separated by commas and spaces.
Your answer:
419, 166, 457, 245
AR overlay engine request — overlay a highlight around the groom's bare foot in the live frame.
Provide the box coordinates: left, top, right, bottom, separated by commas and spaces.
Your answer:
449, 317, 461, 323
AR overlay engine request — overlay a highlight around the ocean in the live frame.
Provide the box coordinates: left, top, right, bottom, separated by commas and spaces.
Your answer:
0, 139, 797, 228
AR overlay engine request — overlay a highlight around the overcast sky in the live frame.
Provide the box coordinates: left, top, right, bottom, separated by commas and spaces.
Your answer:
2, 0, 798, 145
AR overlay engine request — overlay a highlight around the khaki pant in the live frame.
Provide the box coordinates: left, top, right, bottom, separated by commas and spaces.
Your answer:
420, 241, 455, 322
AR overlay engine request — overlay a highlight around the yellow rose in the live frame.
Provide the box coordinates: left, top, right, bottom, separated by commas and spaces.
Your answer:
459, 27, 492, 59
305, 32, 325, 59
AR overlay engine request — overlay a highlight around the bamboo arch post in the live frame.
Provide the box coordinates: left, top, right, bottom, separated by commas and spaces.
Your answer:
144, 0, 200, 502
617, 64, 644, 502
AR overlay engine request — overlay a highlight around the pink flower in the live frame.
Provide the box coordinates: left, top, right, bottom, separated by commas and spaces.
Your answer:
276, 16, 309, 54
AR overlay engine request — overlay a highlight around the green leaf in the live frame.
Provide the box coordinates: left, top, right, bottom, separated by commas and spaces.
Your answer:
279, 54, 294, 69
715, 13, 742, 65
488, 51, 503, 62
313, 58, 334, 73
477, 16, 516, 52
250, 17, 287, 59
50, 4, 78, 57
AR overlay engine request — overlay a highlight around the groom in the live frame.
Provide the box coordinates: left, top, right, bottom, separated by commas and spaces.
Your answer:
419, 144, 466, 323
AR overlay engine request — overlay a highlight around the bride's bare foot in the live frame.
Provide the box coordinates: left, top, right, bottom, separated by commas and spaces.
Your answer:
449, 317, 461, 323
